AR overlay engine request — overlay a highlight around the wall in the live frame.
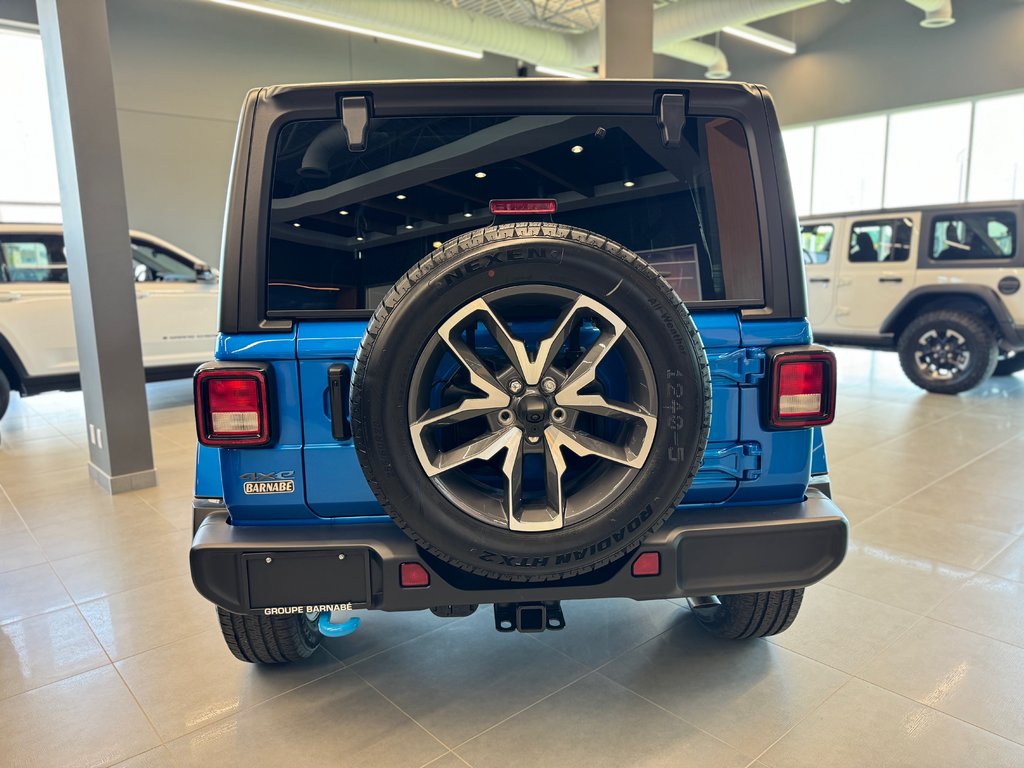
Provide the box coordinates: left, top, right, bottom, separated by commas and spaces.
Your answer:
106, 0, 517, 263
656, 0, 1024, 126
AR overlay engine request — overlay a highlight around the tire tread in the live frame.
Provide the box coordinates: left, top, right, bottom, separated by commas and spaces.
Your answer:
695, 589, 804, 640
216, 608, 320, 664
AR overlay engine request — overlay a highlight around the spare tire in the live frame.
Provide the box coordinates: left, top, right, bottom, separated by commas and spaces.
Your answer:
351, 223, 710, 582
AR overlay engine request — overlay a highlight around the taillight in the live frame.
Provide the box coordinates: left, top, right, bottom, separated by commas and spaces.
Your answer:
769, 348, 836, 429
490, 198, 557, 215
194, 367, 271, 446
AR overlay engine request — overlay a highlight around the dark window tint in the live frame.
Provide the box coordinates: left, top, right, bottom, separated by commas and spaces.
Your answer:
266, 113, 764, 313
0, 237, 67, 282
931, 211, 1015, 260
800, 223, 833, 264
849, 218, 913, 263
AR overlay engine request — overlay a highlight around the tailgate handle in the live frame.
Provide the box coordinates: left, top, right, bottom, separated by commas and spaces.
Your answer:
808, 277, 831, 284
878, 276, 903, 284
328, 363, 352, 440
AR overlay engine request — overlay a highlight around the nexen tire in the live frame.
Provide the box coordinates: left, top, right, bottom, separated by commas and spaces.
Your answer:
351, 223, 711, 582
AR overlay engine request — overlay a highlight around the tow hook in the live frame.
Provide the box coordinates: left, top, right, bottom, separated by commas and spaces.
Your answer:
317, 611, 361, 638
494, 601, 565, 633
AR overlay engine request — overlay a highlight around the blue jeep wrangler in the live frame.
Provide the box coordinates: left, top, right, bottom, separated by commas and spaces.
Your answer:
190, 79, 847, 663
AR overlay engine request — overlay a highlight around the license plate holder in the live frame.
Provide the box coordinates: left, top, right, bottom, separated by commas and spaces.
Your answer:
244, 549, 370, 610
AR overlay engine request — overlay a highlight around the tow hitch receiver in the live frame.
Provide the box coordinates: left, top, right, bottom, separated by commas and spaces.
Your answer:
494, 601, 565, 633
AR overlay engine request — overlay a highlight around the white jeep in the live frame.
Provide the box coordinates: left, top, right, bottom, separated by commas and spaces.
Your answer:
801, 202, 1024, 393
0, 224, 218, 417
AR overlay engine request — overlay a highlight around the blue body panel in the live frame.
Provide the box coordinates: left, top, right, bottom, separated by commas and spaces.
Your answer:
811, 427, 829, 477
194, 313, 829, 523
296, 322, 381, 517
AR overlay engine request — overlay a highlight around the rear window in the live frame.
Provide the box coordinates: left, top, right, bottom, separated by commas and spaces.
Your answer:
930, 211, 1015, 260
266, 113, 764, 314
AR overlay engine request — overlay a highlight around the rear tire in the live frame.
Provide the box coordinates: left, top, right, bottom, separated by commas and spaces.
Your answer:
217, 608, 321, 664
994, 354, 1024, 377
693, 589, 804, 639
897, 309, 997, 394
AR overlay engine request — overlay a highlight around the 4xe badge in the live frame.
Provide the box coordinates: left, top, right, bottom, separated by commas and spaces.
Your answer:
241, 470, 295, 495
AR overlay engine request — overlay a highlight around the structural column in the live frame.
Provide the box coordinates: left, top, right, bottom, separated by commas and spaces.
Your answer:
36, 0, 156, 492
599, 0, 654, 78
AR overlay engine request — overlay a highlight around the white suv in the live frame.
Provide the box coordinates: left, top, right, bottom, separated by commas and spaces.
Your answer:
0, 224, 218, 417
801, 202, 1024, 393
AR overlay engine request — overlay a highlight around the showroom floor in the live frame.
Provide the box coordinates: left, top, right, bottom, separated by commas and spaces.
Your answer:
1, 348, 1023, 768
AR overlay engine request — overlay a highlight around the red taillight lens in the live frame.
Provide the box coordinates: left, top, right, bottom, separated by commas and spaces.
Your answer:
195, 368, 270, 446
769, 350, 836, 428
489, 198, 557, 215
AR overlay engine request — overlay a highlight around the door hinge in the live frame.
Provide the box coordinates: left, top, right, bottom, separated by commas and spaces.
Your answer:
700, 442, 762, 480
707, 348, 766, 384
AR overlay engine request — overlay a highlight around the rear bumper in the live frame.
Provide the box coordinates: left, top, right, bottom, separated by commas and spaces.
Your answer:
190, 490, 848, 615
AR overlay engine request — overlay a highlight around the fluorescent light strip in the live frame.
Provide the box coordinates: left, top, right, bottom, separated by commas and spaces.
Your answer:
536, 65, 597, 80
206, 0, 483, 59
722, 25, 797, 55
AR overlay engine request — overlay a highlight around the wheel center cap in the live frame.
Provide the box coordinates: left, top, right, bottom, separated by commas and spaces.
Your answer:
518, 394, 548, 424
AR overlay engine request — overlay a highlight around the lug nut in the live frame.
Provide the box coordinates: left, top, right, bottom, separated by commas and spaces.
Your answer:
551, 407, 567, 424
508, 380, 524, 394
526, 435, 541, 444
497, 409, 515, 425
540, 377, 557, 394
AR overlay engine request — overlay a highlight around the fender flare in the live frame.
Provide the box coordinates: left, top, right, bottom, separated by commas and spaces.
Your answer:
880, 285, 1022, 348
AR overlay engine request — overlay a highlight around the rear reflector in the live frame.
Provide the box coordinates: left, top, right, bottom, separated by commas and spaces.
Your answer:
489, 198, 557, 215
195, 368, 270, 447
631, 552, 661, 577
400, 562, 430, 588
769, 349, 836, 428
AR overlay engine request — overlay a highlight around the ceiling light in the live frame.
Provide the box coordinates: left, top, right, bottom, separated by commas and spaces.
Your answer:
623, 180, 635, 188
405, 224, 414, 230
204, 0, 483, 59
338, 209, 349, 215
536, 65, 597, 80
432, 241, 443, 248
570, 145, 584, 154
396, 194, 407, 200
292, 222, 302, 227
463, 212, 473, 218
474, 171, 487, 179
722, 25, 797, 55
356, 235, 364, 241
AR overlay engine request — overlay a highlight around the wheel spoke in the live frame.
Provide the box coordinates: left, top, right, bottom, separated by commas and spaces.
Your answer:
440, 297, 532, 380
532, 295, 627, 387
436, 313, 509, 400
545, 422, 648, 469
544, 429, 568, 524
410, 314, 512, 468
424, 426, 522, 477
555, 391, 656, 466
501, 431, 525, 529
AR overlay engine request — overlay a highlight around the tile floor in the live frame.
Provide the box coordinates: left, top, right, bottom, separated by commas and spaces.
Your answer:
1, 348, 1023, 767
